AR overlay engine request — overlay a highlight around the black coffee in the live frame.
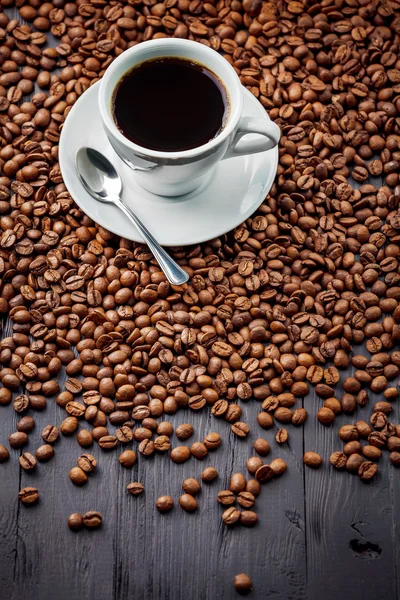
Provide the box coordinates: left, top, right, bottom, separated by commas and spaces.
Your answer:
112, 57, 229, 152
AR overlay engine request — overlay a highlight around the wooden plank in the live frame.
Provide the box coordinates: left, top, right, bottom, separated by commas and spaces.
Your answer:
0, 319, 20, 598
12, 366, 117, 600
304, 369, 397, 600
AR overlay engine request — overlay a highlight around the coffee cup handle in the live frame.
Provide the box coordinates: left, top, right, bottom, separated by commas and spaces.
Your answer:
222, 117, 280, 160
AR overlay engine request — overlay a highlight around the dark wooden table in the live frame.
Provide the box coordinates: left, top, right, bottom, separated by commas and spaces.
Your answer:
1, 6, 400, 600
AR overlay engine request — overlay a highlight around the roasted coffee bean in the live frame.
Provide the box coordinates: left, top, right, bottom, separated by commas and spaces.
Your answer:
330, 452, 347, 470
317, 408, 335, 425
255, 464, 273, 483
346, 454, 364, 474
237, 491, 255, 509
77, 453, 97, 473
304, 452, 322, 469
179, 494, 198, 512
358, 461, 378, 481
127, 482, 144, 496
19, 487, 39, 505
390, 452, 400, 467
222, 507, 241, 525
190, 442, 208, 460
69, 467, 88, 486
182, 478, 201, 496
19, 452, 37, 471
231, 422, 250, 438
217, 490, 235, 506
240, 510, 258, 527
175, 424, 194, 440
170, 446, 191, 463
246, 457, 264, 475
42, 425, 59, 444
203, 432, 221, 450
270, 458, 287, 477
36, 444, 54, 462
246, 479, 261, 497
77, 430, 93, 448
98, 435, 118, 450
139, 439, 155, 457
119, 450, 137, 468
83, 511, 102, 528
0, 445, 10, 463
275, 428, 288, 444
156, 495, 174, 513
17, 417, 35, 434
9, 432, 28, 449
253, 439, 270, 457
68, 513, 84, 532
230, 473, 246, 493
154, 435, 171, 452
201, 467, 218, 482
234, 573, 252, 595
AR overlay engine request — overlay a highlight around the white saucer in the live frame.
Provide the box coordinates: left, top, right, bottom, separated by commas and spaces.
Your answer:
59, 81, 278, 246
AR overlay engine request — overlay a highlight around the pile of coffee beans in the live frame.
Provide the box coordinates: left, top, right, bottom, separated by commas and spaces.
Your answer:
1, 0, 400, 593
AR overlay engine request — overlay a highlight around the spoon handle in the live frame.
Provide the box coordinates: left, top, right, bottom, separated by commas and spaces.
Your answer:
114, 197, 189, 286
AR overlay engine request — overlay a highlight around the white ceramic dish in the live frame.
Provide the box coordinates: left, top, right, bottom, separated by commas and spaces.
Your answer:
59, 81, 279, 247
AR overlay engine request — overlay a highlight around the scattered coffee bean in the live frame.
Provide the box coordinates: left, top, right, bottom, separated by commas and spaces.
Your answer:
346, 454, 364, 474
275, 429, 288, 444
232, 422, 250, 438
42, 425, 59, 444
36, 444, 54, 462
253, 439, 270, 457
203, 432, 221, 451
175, 424, 194, 440
170, 446, 191, 463
179, 494, 198, 512
190, 442, 208, 460
156, 496, 174, 513
77, 430, 93, 448
119, 450, 137, 468
17, 417, 35, 434
255, 464, 274, 483
240, 510, 258, 527
77, 454, 97, 473
83, 511, 102, 528
303, 452, 322, 469
0, 445, 10, 463
237, 492, 255, 509
68, 513, 83, 532
246, 480, 261, 497
230, 473, 246, 493
234, 573, 252, 595
390, 452, 400, 467
246, 457, 264, 476
182, 478, 201, 496
127, 482, 144, 496
69, 467, 88, 486
9, 432, 28, 449
330, 452, 347, 470
358, 462, 378, 481
19, 487, 38, 505
19, 452, 37, 472
217, 491, 236, 506
222, 507, 241, 525
270, 459, 287, 477
201, 467, 219, 482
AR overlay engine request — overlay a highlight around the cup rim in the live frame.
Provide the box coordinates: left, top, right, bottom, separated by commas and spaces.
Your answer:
98, 39, 244, 159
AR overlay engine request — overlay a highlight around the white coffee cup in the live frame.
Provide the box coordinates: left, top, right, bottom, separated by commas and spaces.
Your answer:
99, 38, 280, 197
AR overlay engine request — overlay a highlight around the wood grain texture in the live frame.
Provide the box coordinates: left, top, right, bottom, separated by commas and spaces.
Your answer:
0, 6, 399, 600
